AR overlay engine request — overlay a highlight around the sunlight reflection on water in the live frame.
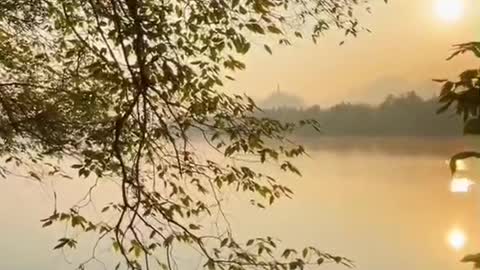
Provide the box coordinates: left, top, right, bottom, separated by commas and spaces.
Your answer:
448, 158, 476, 193
447, 228, 466, 250
450, 177, 475, 193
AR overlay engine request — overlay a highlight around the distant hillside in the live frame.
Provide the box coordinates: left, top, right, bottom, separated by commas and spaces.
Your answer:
351, 77, 438, 104
259, 87, 305, 109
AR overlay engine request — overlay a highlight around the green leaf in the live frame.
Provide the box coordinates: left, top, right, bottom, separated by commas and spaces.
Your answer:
220, 238, 229, 247
133, 244, 142, 258
42, 220, 53, 227
204, 260, 215, 270
29, 171, 41, 181
54, 238, 76, 250
267, 25, 283, 34
282, 249, 292, 258
189, 224, 200, 230
246, 23, 265, 34
54, 239, 68, 250
71, 215, 86, 228
113, 241, 121, 252
264, 44, 272, 55
462, 253, 480, 263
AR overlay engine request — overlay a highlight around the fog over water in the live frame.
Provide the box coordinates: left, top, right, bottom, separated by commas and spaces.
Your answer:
1, 136, 480, 270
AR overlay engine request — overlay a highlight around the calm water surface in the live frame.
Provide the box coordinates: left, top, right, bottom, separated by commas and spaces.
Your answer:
1, 137, 479, 270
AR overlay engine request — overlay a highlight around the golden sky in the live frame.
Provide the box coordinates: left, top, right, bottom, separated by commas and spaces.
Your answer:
230, 0, 480, 106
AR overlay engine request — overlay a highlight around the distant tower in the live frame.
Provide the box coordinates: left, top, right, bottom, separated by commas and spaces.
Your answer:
260, 84, 305, 109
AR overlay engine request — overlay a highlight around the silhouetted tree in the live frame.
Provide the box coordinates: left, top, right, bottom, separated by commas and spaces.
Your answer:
0, 0, 381, 269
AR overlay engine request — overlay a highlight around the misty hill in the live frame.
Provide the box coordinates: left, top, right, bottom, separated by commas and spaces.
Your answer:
260, 91, 464, 136
259, 87, 305, 109
351, 77, 438, 104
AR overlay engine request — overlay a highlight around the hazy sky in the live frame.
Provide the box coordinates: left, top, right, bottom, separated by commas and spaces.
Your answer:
229, 0, 480, 106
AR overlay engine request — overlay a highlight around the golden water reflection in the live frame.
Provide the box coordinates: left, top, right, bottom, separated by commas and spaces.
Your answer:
448, 162, 474, 252
447, 228, 466, 250
1, 138, 479, 269
450, 177, 475, 193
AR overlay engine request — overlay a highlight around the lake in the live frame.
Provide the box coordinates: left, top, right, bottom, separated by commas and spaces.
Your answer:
0, 136, 479, 270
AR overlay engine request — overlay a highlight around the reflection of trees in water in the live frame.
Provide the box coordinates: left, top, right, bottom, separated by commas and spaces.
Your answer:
296, 136, 470, 157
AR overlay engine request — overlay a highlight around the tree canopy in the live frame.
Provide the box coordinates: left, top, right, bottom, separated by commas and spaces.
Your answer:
0, 0, 381, 269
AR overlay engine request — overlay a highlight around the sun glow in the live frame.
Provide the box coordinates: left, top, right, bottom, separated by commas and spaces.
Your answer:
448, 229, 466, 250
435, 0, 465, 23
450, 177, 474, 193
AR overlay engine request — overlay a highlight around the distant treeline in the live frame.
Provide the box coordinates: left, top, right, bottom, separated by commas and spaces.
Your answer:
260, 91, 464, 136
